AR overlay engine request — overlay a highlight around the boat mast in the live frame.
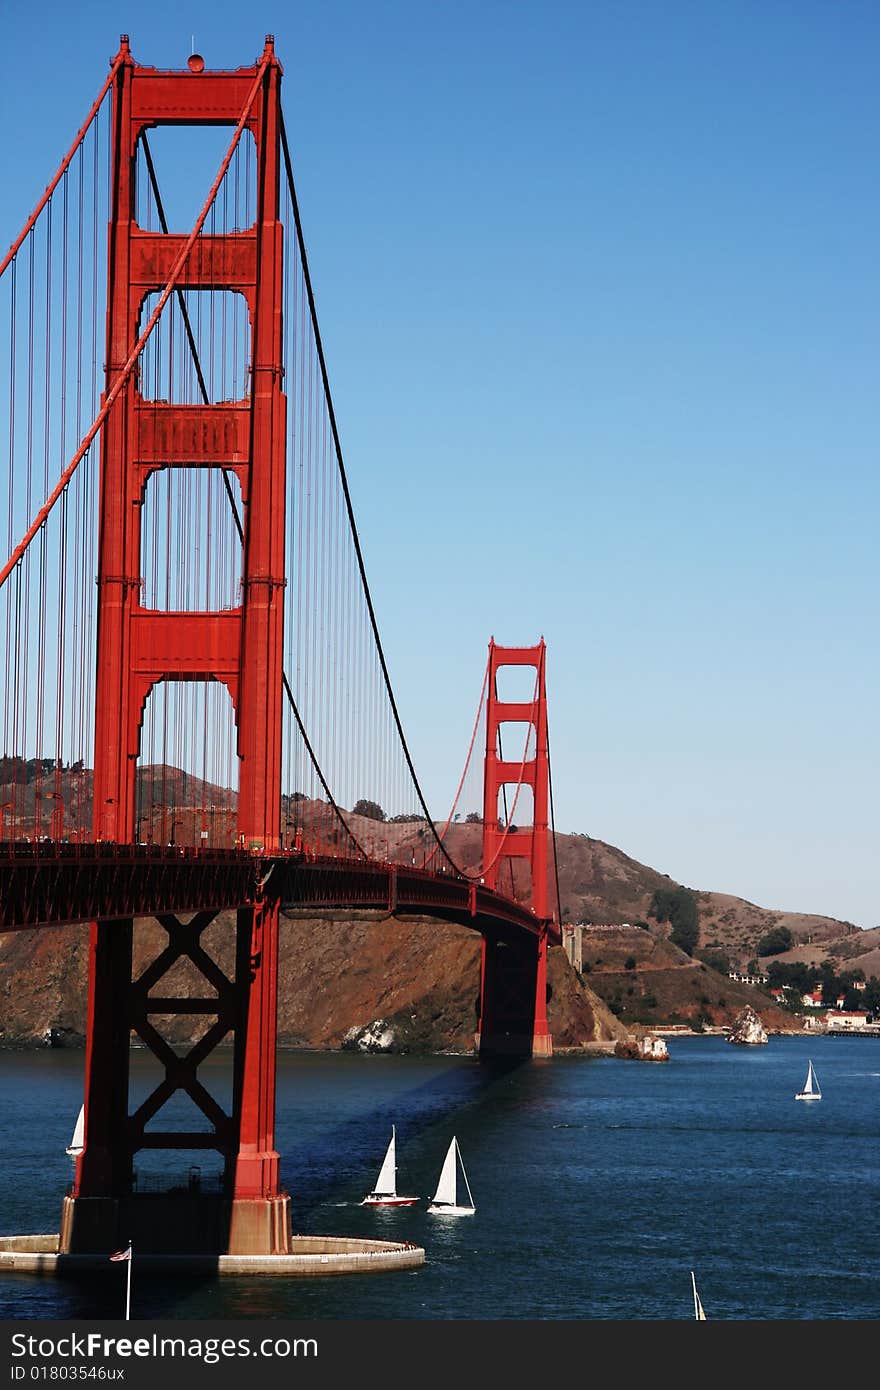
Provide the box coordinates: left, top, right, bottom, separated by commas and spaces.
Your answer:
457, 1138, 476, 1210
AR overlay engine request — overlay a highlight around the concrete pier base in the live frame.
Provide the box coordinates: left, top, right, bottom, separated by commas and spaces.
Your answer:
475, 1030, 553, 1058
59, 1193, 294, 1256
0, 1233, 425, 1277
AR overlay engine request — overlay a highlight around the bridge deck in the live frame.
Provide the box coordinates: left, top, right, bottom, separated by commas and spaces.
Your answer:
0, 843, 559, 944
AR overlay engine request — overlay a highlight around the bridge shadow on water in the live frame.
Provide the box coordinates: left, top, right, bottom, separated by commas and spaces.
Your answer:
20, 1053, 533, 1320
278, 1051, 530, 1218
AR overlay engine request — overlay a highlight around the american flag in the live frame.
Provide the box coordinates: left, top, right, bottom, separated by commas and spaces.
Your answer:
109, 1245, 131, 1262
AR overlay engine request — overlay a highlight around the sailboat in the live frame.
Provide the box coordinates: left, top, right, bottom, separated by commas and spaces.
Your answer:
427, 1136, 475, 1216
795, 1059, 821, 1101
691, 1271, 707, 1320
360, 1125, 419, 1206
66, 1104, 84, 1158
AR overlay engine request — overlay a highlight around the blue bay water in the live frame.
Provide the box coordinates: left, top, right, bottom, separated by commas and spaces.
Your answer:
0, 1035, 878, 1320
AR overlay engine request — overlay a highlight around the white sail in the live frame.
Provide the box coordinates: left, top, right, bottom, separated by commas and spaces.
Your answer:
796, 1060, 821, 1100
66, 1103, 84, 1157
361, 1124, 419, 1205
431, 1138, 458, 1207
372, 1126, 397, 1196
691, 1271, 707, 1320
428, 1137, 475, 1214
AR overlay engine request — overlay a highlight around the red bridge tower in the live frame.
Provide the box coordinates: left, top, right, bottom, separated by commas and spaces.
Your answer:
61, 38, 289, 1256
477, 640, 554, 1058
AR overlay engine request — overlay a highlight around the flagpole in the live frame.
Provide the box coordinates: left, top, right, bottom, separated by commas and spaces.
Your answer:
125, 1241, 132, 1321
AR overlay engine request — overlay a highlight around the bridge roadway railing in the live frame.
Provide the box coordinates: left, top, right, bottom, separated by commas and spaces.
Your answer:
0, 841, 261, 931
0, 842, 560, 943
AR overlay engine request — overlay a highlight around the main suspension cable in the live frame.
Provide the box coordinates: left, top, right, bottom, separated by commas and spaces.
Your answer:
140, 131, 367, 861
546, 718, 563, 925
279, 109, 471, 879
0, 53, 123, 280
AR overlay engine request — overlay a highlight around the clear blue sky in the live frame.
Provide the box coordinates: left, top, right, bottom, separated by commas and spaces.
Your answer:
2, 2, 877, 928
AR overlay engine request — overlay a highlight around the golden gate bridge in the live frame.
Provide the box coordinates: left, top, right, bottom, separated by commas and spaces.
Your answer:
0, 37, 562, 1260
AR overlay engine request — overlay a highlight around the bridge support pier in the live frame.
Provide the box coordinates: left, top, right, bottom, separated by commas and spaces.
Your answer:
61, 902, 290, 1257
476, 929, 553, 1058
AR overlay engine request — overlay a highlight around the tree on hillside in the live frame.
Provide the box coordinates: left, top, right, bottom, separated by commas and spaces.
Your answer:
756, 925, 794, 957
821, 971, 841, 1007
768, 960, 812, 992
862, 978, 880, 1015
352, 798, 386, 822
698, 949, 730, 975
649, 886, 699, 956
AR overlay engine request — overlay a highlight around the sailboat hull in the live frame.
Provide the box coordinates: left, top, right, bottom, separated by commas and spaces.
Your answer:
427, 1203, 475, 1216
794, 1093, 820, 1101
360, 1195, 419, 1207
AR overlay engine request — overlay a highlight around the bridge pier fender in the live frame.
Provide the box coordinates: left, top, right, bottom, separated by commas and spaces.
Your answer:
228, 1195, 292, 1256
476, 928, 553, 1059
59, 1193, 292, 1256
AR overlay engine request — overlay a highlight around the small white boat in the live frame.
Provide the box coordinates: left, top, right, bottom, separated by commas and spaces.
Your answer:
795, 1059, 821, 1101
427, 1136, 475, 1216
66, 1103, 84, 1158
691, 1270, 707, 1320
360, 1125, 419, 1207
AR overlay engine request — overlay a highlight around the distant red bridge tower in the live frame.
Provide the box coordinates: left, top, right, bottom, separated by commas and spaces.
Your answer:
478, 640, 553, 1058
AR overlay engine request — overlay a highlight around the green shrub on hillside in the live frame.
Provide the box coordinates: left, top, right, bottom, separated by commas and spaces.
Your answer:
649, 886, 699, 956
698, 949, 730, 975
757, 926, 794, 957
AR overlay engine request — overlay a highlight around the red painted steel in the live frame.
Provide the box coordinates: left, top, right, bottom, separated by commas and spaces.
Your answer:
0, 845, 557, 938
478, 640, 554, 1057
77, 37, 288, 1226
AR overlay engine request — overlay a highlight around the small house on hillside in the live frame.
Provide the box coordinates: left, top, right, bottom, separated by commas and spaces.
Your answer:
825, 1009, 871, 1031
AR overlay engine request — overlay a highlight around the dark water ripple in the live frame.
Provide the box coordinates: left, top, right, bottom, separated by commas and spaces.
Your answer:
0, 1037, 878, 1319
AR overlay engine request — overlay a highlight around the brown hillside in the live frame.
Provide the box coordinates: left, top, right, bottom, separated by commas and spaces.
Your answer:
695, 893, 859, 967
428, 825, 859, 972
1, 759, 862, 974
574, 924, 797, 1033
0, 910, 629, 1053
0, 762, 868, 1048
